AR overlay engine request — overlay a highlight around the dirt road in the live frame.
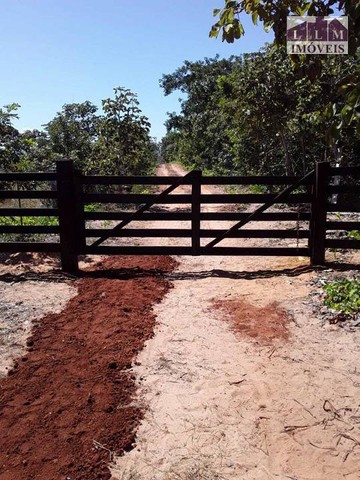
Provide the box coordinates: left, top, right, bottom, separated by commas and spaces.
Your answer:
111, 164, 360, 480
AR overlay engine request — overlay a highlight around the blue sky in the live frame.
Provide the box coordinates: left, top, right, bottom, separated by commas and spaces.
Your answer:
1, 0, 272, 139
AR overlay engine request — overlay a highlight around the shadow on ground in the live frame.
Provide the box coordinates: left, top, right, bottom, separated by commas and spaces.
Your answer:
0, 262, 359, 284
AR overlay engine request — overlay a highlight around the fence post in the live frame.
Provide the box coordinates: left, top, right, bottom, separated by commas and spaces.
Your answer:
191, 170, 202, 255
56, 159, 79, 273
73, 169, 86, 255
310, 161, 330, 265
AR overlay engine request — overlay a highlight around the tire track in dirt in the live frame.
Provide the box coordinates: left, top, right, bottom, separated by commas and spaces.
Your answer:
0, 255, 177, 480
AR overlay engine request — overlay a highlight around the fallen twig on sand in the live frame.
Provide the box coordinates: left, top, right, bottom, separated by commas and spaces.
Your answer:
336, 433, 360, 462
282, 423, 320, 433
268, 346, 277, 359
323, 399, 342, 420
293, 398, 317, 419
228, 379, 245, 385
308, 440, 336, 451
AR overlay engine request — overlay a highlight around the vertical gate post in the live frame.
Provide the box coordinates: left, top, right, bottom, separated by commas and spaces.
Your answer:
73, 169, 86, 255
191, 170, 202, 255
310, 161, 330, 265
56, 159, 80, 273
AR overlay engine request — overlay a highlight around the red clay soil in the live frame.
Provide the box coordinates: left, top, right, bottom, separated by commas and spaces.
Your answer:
214, 299, 290, 344
0, 255, 177, 480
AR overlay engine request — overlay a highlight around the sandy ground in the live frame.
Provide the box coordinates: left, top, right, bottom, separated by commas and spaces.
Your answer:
0, 274, 76, 377
111, 164, 360, 480
0, 164, 359, 480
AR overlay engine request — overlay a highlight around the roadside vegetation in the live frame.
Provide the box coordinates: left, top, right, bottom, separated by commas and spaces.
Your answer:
160, 48, 359, 176
0, 86, 158, 178
161, 0, 360, 176
0, 87, 158, 241
323, 278, 360, 318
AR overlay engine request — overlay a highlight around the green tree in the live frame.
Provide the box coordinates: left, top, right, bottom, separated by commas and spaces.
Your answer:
20, 129, 54, 172
210, 1, 360, 135
91, 87, 156, 175
0, 103, 23, 171
210, 1, 359, 49
162, 50, 360, 176
160, 57, 237, 172
1, 88, 156, 177
221, 47, 359, 174
44, 101, 99, 170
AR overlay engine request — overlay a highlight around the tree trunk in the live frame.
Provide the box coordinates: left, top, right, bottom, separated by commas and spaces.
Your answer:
301, 137, 307, 176
279, 130, 292, 175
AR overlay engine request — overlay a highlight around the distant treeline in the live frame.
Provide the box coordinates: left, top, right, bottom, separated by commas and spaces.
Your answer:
0, 87, 157, 176
160, 46, 360, 176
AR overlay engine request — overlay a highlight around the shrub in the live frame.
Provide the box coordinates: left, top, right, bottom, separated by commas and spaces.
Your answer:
348, 230, 360, 241
323, 278, 360, 316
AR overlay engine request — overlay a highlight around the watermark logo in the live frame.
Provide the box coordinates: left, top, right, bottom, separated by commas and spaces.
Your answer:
287, 16, 348, 54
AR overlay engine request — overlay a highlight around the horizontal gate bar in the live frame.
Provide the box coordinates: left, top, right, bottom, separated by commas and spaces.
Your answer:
81, 175, 312, 186
0, 172, 56, 181
0, 208, 59, 216
0, 190, 57, 199
0, 169, 356, 183
0, 226, 59, 234
325, 239, 360, 249
84, 211, 192, 221
82, 193, 312, 204
202, 194, 311, 203
82, 175, 187, 185
0, 242, 60, 252
84, 245, 310, 256
328, 185, 360, 194
327, 204, 360, 213
329, 166, 360, 176
85, 228, 310, 239
201, 176, 312, 185
326, 221, 360, 230
83, 193, 192, 204
201, 212, 311, 221
84, 211, 312, 221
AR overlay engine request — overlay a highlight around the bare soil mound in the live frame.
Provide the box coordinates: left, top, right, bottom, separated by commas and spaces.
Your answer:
0, 255, 176, 480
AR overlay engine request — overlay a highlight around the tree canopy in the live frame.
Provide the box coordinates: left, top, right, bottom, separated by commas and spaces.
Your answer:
0, 87, 157, 176
161, 48, 360, 176
210, 1, 360, 137
210, 1, 360, 49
